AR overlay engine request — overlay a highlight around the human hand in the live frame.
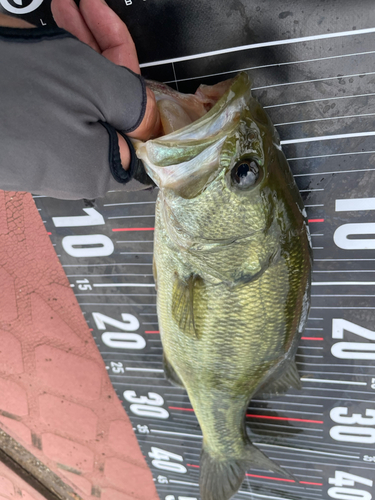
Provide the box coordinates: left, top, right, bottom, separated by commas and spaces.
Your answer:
51, 0, 161, 167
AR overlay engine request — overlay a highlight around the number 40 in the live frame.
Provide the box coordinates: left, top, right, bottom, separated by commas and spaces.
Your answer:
328, 471, 373, 500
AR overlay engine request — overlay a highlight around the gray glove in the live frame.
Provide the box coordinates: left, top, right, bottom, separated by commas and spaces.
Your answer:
0, 24, 153, 200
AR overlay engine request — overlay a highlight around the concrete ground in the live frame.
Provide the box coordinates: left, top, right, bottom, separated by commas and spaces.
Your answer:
0, 190, 158, 499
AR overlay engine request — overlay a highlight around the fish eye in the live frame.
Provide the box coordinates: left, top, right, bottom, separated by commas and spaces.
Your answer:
231, 159, 260, 189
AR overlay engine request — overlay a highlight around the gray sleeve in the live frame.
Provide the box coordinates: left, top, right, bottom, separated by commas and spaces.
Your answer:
0, 25, 154, 200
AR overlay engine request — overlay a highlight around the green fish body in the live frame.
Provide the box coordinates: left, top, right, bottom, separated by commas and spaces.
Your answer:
135, 73, 312, 500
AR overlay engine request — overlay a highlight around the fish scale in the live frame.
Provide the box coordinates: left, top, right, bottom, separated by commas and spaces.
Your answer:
135, 72, 312, 500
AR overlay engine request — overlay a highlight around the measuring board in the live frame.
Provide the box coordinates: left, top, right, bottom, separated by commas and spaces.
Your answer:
3, 0, 375, 499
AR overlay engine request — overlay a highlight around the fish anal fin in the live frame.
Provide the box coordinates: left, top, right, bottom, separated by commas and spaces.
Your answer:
163, 354, 185, 388
256, 360, 301, 397
172, 274, 198, 338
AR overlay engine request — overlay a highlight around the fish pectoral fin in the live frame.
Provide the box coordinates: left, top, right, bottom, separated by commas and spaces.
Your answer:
255, 360, 301, 397
172, 274, 199, 338
163, 354, 185, 388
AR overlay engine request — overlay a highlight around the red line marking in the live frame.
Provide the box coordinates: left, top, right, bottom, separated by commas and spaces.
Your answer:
187, 466, 322, 486
112, 227, 155, 232
89, 328, 94, 331
301, 337, 324, 340
246, 473, 295, 483
308, 219, 324, 223
145, 330, 160, 334
246, 414, 323, 424
169, 407, 194, 412
169, 408, 323, 423
47, 232, 52, 235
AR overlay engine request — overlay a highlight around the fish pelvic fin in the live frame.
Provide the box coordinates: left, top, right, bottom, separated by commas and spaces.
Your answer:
163, 353, 185, 388
200, 441, 296, 500
255, 359, 301, 397
172, 273, 199, 338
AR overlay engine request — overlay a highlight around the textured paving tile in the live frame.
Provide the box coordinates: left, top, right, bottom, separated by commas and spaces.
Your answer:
0, 191, 158, 500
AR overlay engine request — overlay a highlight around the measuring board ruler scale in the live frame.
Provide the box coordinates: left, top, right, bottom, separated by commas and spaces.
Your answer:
7, 0, 373, 498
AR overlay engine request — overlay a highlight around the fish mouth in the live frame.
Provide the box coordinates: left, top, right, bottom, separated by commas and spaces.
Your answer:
133, 72, 253, 198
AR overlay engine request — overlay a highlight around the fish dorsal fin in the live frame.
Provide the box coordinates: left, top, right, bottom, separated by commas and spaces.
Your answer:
172, 274, 199, 338
256, 360, 301, 397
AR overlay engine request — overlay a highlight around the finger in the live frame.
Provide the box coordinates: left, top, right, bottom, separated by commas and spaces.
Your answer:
117, 133, 131, 170
127, 88, 162, 141
79, 0, 140, 73
51, 0, 100, 53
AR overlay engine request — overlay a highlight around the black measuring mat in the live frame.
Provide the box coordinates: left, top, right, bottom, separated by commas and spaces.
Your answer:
3, 1, 375, 499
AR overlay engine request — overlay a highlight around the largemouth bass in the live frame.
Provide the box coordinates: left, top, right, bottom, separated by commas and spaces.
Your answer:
134, 72, 312, 500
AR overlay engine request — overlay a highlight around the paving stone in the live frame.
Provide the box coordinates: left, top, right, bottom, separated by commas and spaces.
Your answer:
0, 378, 28, 416
0, 330, 23, 375
104, 457, 149, 493
0, 475, 14, 497
108, 420, 145, 466
0, 268, 17, 323
35, 345, 102, 401
42, 433, 94, 472
39, 394, 98, 441
60, 470, 93, 496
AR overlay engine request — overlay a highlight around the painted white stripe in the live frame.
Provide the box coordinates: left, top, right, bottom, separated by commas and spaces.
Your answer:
300, 190, 324, 193
314, 294, 375, 297
281, 131, 375, 145
162, 49, 375, 85
120, 252, 153, 255
314, 270, 375, 273
78, 303, 156, 306
298, 347, 324, 350
62, 263, 152, 267
295, 354, 323, 358
312, 281, 375, 285
108, 215, 155, 219
315, 258, 375, 261
125, 368, 164, 373
336, 197, 375, 211
254, 70, 375, 91
311, 306, 375, 309
255, 443, 359, 459
277, 112, 375, 127
302, 378, 367, 386
288, 150, 375, 161
103, 201, 156, 206
294, 168, 375, 177
151, 429, 203, 438
238, 491, 295, 500
93, 283, 155, 287
169, 480, 199, 487
266, 92, 375, 109
139, 26, 375, 67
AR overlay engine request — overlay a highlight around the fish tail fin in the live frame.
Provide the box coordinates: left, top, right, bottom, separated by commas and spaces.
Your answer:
200, 441, 295, 500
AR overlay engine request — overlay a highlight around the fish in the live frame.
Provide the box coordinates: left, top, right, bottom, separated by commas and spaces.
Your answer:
134, 72, 312, 500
